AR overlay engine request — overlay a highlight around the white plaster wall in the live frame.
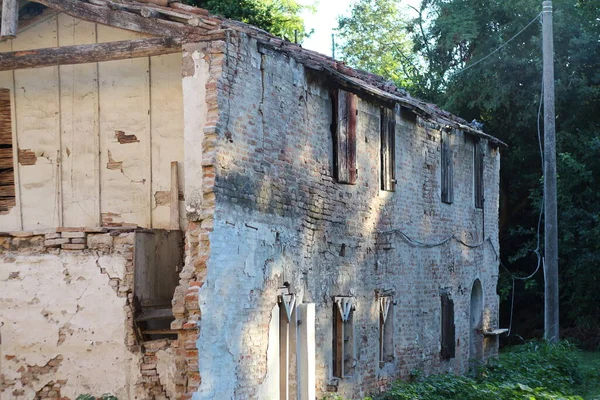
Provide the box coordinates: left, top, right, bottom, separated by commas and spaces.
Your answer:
0, 253, 142, 399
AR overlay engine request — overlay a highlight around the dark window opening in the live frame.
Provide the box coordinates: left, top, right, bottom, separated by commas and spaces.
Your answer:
379, 296, 394, 366
441, 130, 454, 204
331, 89, 358, 184
333, 297, 354, 378
0, 88, 15, 214
133, 229, 184, 341
380, 107, 396, 191
474, 141, 484, 209
441, 293, 456, 360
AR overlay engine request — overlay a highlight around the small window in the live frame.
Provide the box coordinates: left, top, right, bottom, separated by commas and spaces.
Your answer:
379, 296, 394, 366
441, 130, 454, 204
441, 293, 456, 360
333, 297, 354, 378
380, 107, 396, 191
0, 89, 15, 214
474, 140, 484, 209
331, 89, 358, 184
278, 291, 296, 399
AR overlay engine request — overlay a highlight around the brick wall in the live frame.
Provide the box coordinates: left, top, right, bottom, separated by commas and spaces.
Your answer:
195, 32, 501, 399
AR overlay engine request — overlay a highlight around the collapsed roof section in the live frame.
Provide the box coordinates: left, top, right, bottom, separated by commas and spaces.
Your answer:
0, 0, 507, 147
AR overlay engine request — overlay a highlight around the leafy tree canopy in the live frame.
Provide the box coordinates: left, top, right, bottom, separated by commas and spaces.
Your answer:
185, 0, 314, 43
339, 0, 600, 344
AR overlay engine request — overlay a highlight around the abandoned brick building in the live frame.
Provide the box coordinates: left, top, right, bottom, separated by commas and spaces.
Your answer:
0, 1, 507, 399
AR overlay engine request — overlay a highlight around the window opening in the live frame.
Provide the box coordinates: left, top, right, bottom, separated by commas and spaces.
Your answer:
379, 296, 394, 366
333, 296, 355, 378
380, 107, 396, 191
441, 293, 456, 359
474, 140, 484, 209
278, 290, 296, 400
133, 229, 184, 341
441, 129, 454, 204
331, 89, 358, 184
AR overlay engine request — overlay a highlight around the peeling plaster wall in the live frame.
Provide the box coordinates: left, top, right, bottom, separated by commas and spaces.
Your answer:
0, 242, 141, 399
195, 33, 501, 399
0, 13, 185, 231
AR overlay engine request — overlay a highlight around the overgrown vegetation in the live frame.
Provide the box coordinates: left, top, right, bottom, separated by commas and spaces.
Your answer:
356, 342, 599, 400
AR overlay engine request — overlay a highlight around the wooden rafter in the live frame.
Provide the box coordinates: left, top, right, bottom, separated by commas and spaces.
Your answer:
28, 0, 201, 37
0, 36, 186, 71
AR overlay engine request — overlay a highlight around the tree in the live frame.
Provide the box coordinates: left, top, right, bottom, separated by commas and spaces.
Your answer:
339, 0, 600, 345
337, 0, 418, 90
185, 0, 313, 43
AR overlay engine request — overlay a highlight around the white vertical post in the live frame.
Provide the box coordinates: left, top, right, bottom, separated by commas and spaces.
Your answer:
298, 303, 315, 400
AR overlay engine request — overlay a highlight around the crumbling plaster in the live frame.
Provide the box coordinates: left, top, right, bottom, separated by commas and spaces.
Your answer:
0, 251, 142, 399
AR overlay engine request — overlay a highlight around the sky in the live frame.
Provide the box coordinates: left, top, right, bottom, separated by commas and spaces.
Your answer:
298, 0, 355, 56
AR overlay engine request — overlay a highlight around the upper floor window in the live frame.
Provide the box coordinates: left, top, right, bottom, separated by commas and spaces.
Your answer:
474, 140, 484, 209
441, 130, 454, 204
331, 89, 358, 185
0, 88, 15, 214
380, 107, 396, 191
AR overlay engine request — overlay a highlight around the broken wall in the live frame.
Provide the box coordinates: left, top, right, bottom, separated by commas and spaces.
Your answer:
0, 13, 185, 231
194, 32, 501, 399
0, 230, 180, 399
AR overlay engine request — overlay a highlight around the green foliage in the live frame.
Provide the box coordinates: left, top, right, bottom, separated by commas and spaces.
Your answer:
184, 0, 314, 42
337, 0, 418, 90
369, 342, 593, 400
339, 0, 600, 345
76, 395, 118, 400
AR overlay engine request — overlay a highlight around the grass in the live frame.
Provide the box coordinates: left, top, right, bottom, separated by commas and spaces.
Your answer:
575, 351, 600, 399
348, 342, 600, 400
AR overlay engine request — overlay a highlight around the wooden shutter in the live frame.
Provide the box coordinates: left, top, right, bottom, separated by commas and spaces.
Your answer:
0, 88, 15, 213
332, 89, 357, 184
380, 107, 396, 191
441, 130, 454, 204
441, 294, 456, 359
474, 141, 484, 209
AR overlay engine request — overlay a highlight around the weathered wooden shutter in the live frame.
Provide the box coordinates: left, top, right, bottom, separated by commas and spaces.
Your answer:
474, 141, 484, 209
0, 88, 14, 213
441, 130, 454, 204
441, 293, 456, 359
380, 107, 396, 191
332, 89, 357, 184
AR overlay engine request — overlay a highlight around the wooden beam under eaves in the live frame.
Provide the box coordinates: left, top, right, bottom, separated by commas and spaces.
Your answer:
1, 0, 19, 38
29, 0, 201, 37
0, 37, 186, 71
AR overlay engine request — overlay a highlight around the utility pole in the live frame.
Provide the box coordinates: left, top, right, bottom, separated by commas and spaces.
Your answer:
542, 0, 559, 343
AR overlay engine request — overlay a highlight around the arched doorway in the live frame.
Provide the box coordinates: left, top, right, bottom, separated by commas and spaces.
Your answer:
469, 279, 484, 366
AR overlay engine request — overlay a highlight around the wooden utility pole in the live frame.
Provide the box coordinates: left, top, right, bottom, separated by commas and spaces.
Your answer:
542, 0, 559, 343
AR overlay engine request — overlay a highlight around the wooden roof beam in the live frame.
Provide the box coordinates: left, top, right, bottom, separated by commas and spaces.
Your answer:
0, 36, 185, 71
1, 0, 19, 38
29, 0, 201, 37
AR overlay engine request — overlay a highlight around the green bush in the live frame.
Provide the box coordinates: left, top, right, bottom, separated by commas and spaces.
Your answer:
370, 341, 592, 400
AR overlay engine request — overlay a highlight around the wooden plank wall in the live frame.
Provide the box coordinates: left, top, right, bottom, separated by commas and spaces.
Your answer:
0, 14, 185, 230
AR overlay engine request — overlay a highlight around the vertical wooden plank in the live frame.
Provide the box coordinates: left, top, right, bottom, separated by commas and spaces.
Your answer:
448, 133, 454, 203
58, 14, 100, 227
279, 304, 290, 400
333, 303, 343, 378
169, 161, 180, 230
297, 304, 315, 400
388, 108, 396, 190
336, 89, 349, 183
347, 92, 357, 184
97, 25, 151, 227
13, 16, 60, 229
149, 53, 184, 229
380, 108, 388, 190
